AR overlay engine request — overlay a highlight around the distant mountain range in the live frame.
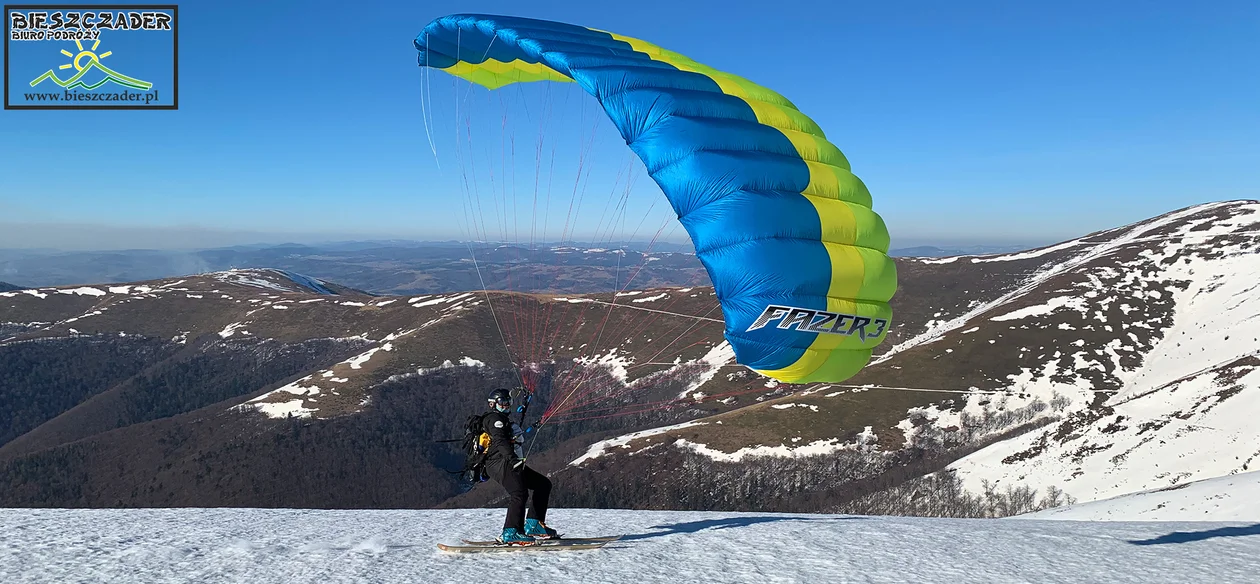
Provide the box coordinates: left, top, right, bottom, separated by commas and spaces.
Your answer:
3, 200, 1258, 517
887, 245, 1036, 257
0, 243, 710, 295
0, 282, 20, 292
0, 240, 1038, 293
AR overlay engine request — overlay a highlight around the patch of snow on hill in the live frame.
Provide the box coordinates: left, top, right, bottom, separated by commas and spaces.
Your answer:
347, 344, 393, 370
552, 297, 594, 304
211, 270, 297, 293
570, 421, 708, 466
990, 296, 1089, 321
218, 322, 250, 338
771, 403, 819, 412
389, 355, 487, 382
673, 341, 736, 398
236, 375, 321, 419
675, 437, 852, 463
575, 348, 633, 384
1024, 470, 1260, 522
56, 287, 106, 296
410, 292, 475, 308
275, 270, 336, 295
237, 343, 393, 419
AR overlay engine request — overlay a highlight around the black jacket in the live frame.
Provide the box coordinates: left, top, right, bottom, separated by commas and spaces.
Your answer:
480, 410, 521, 465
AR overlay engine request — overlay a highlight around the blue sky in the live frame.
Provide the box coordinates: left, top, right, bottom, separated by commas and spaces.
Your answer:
1, 0, 1257, 250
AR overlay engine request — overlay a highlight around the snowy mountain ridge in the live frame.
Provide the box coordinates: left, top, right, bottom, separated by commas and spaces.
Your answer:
936, 200, 1260, 503
565, 200, 1260, 515
876, 200, 1246, 363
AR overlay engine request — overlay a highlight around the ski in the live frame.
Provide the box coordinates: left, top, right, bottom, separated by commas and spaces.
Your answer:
459, 535, 622, 546
437, 539, 615, 553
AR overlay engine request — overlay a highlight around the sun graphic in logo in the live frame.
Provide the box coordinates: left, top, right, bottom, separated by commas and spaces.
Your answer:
30, 37, 153, 90
60, 39, 114, 72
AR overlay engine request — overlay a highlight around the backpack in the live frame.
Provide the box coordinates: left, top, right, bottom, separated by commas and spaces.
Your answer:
458, 413, 492, 484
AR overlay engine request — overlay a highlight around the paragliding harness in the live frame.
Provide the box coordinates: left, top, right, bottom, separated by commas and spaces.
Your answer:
457, 413, 492, 484
450, 388, 535, 484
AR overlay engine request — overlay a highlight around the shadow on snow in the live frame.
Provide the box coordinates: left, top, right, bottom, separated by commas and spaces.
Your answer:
620, 515, 864, 542
1129, 523, 1260, 546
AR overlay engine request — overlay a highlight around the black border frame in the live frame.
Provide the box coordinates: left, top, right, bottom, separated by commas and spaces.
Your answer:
4, 4, 178, 110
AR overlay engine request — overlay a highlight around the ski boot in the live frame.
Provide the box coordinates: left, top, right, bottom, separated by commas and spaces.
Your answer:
499, 527, 536, 546
524, 518, 559, 540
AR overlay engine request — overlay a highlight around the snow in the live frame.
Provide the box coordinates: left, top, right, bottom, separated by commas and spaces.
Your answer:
56, 286, 106, 296
236, 376, 320, 419
989, 295, 1088, 321
950, 362, 1260, 505
275, 270, 335, 295
575, 348, 633, 384
218, 322, 248, 338
676, 437, 850, 462
395, 355, 488, 380
410, 292, 476, 308
570, 421, 707, 466
944, 202, 1260, 505
347, 344, 393, 370
552, 297, 594, 304
631, 293, 669, 303
674, 341, 737, 398
418, 360, 458, 374
972, 239, 1088, 263
771, 403, 820, 412
9, 507, 1244, 583
234, 372, 324, 418
211, 270, 293, 293
875, 202, 1240, 364
1026, 470, 1260, 522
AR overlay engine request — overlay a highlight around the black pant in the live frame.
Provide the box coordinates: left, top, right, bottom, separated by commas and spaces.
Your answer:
490, 460, 551, 531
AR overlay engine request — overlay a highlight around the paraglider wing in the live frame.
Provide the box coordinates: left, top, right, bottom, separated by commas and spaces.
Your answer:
415, 14, 897, 383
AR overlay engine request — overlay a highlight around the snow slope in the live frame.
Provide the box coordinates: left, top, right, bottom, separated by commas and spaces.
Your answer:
890, 201, 1260, 506
2, 508, 1258, 583
1026, 470, 1260, 522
